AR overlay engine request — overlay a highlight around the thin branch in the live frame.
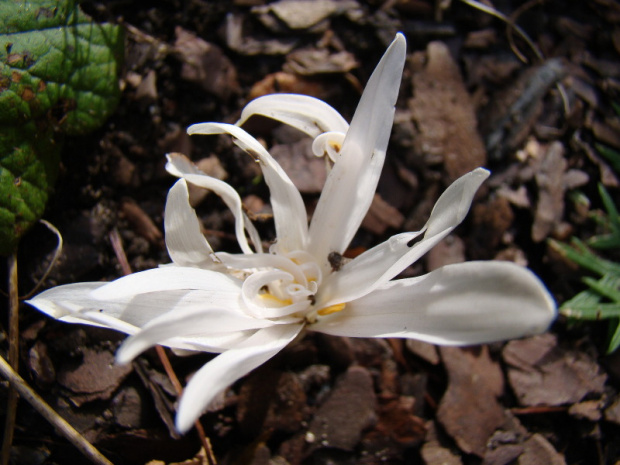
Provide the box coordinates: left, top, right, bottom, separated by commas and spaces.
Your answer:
1, 253, 19, 465
0, 355, 113, 465
155, 347, 217, 465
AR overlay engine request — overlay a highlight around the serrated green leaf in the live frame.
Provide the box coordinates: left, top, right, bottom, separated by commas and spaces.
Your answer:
0, 0, 123, 256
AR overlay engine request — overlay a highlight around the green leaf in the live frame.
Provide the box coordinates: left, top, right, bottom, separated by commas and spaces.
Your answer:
549, 238, 620, 277
0, 0, 123, 256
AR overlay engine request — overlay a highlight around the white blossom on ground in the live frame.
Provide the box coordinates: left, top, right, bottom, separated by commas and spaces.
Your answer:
28, 33, 556, 434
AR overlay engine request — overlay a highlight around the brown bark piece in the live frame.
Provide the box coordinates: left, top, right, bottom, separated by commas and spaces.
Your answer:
406, 339, 440, 365
361, 193, 405, 235
409, 41, 487, 181
517, 433, 566, 465
57, 348, 133, 406
270, 138, 327, 194
425, 234, 465, 271
503, 333, 607, 406
437, 346, 506, 457
421, 421, 463, 465
307, 365, 377, 451
174, 27, 239, 99
532, 142, 567, 242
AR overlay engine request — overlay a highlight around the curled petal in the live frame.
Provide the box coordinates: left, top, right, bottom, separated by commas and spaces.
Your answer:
217, 252, 307, 287
175, 324, 304, 433
315, 168, 489, 308
242, 270, 311, 318
166, 153, 259, 254
312, 261, 557, 345
308, 34, 407, 269
165, 179, 216, 268
312, 131, 347, 162
188, 123, 308, 253
236, 94, 349, 137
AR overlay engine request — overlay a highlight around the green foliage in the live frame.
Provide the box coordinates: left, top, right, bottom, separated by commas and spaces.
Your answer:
0, 0, 123, 256
550, 184, 620, 353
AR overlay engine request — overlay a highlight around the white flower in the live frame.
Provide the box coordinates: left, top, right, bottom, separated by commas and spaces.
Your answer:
27, 34, 556, 434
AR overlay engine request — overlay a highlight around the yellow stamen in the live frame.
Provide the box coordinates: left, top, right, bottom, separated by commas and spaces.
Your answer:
317, 303, 346, 316
259, 293, 292, 306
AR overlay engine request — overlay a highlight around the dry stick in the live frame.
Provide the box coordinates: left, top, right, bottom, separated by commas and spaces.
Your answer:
1, 253, 19, 465
0, 355, 113, 465
155, 346, 217, 465
109, 229, 217, 465
22, 220, 64, 300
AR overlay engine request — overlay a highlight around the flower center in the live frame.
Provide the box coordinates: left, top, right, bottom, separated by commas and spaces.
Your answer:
220, 249, 346, 322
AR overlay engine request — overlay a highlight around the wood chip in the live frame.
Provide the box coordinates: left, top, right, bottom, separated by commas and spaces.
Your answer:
503, 334, 607, 407
306, 365, 377, 451
57, 348, 133, 406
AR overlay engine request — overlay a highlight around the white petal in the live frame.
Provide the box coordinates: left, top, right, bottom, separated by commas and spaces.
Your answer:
187, 123, 308, 253
166, 153, 259, 254
314, 168, 489, 308
236, 94, 349, 137
27, 282, 110, 322
116, 306, 276, 364
175, 323, 303, 433
311, 261, 556, 345
308, 34, 407, 267
165, 179, 215, 268
90, 266, 242, 300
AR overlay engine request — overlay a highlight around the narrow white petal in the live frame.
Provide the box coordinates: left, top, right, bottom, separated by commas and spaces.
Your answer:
165, 179, 215, 268
116, 306, 275, 364
27, 282, 110, 321
315, 168, 489, 308
312, 261, 556, 345
188, 123, 308, 253
308, 34, 407, 267
166, 153, 258, 254
236, 94, 349, 137
90, 266, 242, 300
175, 324, 303, 433
28, 269, 258, 353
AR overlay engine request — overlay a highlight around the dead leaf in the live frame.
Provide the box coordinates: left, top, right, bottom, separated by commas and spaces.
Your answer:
248, 71, 333, 100
437, 346, 506, 457
503, 334, 607, 407
225, 13, 297, 55
405, 339, 440, 365
361, 194, 405, 235
408, 41, 487, 182
425, 235, 465, 271
420, 420, 463, 465
517, 433, 566, 465
284, 48, 358, 75
604, 395, 620, 425
174, 27, 239, 99
252, 0, 362, 31
532, 142, 567, 242
269, 138, 327, 193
